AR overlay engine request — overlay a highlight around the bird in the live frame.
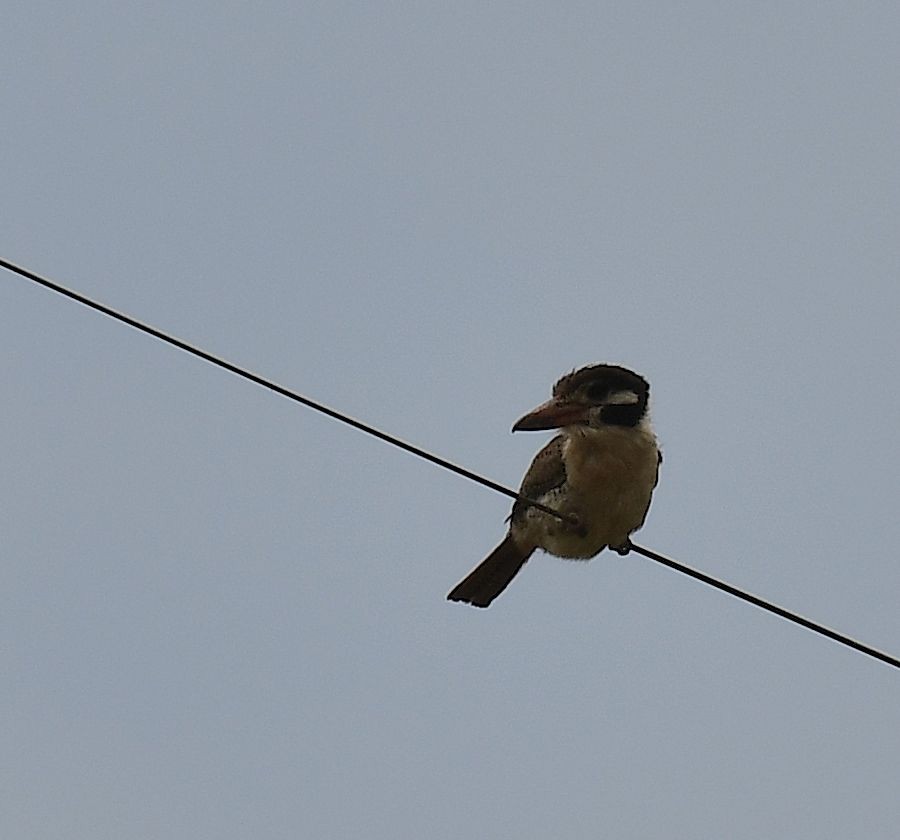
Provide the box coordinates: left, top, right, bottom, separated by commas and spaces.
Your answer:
447, 363, 661, 608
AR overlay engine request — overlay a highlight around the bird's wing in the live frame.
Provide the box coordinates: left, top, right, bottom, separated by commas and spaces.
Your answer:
511, 435, 567, 524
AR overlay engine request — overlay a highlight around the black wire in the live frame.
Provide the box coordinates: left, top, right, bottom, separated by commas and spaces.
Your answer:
0, 257, 566, 523
625, 542, 899, 669
4, 256, 898, 671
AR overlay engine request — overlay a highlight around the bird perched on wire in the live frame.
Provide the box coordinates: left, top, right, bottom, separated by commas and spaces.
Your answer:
448, 363, 661, 608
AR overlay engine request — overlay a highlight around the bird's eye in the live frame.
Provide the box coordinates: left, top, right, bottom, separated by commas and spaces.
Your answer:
585, 382, 608, 402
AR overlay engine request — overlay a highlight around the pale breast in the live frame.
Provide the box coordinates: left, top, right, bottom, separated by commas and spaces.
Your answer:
521, 424, 660, 559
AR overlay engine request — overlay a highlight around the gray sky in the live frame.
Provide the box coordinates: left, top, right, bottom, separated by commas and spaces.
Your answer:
3, 3, 899, 838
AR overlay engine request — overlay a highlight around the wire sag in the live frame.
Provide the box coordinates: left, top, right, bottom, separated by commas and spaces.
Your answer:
3, 255, 897, 671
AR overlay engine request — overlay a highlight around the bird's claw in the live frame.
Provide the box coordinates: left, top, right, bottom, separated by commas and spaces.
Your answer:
612, 541, 632, 556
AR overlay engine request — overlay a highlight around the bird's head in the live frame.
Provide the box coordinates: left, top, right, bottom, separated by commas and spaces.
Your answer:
512, 364, 650, 432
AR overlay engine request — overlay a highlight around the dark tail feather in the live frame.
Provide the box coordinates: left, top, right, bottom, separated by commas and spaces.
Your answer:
447, 535, 534, 608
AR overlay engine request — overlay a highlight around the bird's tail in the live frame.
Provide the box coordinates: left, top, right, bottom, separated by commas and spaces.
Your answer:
447, 535, 535, 608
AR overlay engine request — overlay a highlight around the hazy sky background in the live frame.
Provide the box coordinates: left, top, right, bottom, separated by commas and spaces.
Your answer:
3, 3, 899, 838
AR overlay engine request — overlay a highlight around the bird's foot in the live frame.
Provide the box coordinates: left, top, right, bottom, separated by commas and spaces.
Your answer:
612, 540, 633, 556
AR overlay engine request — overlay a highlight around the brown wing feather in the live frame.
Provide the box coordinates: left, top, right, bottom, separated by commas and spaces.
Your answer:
510, 435, 567, 524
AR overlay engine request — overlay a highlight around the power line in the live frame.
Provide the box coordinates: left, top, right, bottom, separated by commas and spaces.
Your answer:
0, 257, 566, 523
3, 256, 898, 671
624, 543, 899, 669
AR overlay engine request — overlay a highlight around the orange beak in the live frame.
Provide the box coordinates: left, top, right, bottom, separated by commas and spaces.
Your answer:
512, 398, 590, 432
